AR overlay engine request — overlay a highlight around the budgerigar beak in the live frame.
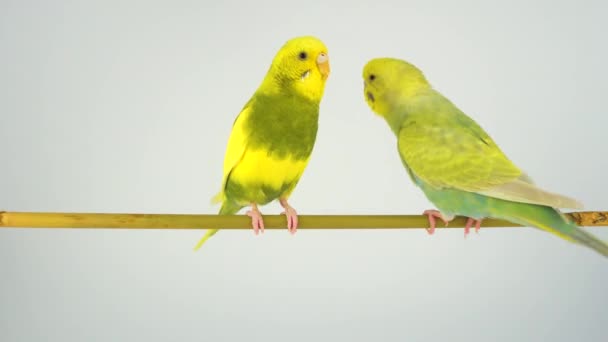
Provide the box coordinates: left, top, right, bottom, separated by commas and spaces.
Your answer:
316, 52, 330, 80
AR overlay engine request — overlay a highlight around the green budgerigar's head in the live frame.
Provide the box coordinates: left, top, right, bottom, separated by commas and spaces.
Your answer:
363, 57, 430, 118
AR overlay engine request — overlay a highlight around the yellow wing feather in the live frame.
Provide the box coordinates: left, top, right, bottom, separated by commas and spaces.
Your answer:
212, 102, 253, 204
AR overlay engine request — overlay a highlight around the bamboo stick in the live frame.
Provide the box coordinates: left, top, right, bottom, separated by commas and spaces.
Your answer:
1, 211, 606, 230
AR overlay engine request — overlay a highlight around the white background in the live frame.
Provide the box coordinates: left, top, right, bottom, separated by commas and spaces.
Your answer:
1, 0, 607, 341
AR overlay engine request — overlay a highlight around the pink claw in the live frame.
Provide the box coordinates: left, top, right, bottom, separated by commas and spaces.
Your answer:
279, 199, 298, 235
464, 217, 482, 238
282, 207, 298, 235
246, 206, 265, 235
423, 209, 451, 235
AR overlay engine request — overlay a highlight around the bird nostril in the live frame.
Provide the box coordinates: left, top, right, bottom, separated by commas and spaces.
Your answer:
317, 53, 329, 64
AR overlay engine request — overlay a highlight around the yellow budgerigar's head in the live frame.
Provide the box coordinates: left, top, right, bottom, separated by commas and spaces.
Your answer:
262, 36, 330, 102
363, 57, 430, 117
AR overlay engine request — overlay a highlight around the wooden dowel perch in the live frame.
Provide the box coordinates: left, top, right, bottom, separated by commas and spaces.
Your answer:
0, 211, 607, 230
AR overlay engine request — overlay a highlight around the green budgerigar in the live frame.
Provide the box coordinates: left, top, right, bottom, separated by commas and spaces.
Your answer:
363, 57, 608, 257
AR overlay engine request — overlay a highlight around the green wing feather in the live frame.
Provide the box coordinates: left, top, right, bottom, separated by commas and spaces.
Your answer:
398, 90, 582, 209
398, 91, 521, 190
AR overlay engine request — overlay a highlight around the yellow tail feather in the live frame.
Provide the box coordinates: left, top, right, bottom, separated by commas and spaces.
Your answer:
194, 192, 223, 251
211, 191, 223, 204
193, 200, 242, 251
193, 229, 219, 251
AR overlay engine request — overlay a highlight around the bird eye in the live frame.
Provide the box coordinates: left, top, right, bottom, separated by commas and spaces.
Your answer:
369, 74, 376, 81
298, 51, 307, 60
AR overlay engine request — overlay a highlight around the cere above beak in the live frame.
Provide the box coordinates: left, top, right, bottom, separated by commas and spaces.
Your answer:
316, 52, 330, 80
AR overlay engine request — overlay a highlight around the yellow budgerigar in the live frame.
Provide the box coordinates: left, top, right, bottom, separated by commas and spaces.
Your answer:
194, 36, 330, 250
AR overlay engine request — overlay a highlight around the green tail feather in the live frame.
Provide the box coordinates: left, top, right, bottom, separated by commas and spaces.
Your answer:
419, 181, 608, 257
193, 201, 242, 251
505, 206, 608, 258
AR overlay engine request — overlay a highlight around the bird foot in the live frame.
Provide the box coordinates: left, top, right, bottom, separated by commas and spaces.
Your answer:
464, 217, 482, 238
423, 209, 452, 235
246, 205, 265, 235
279, 199, 298, 235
